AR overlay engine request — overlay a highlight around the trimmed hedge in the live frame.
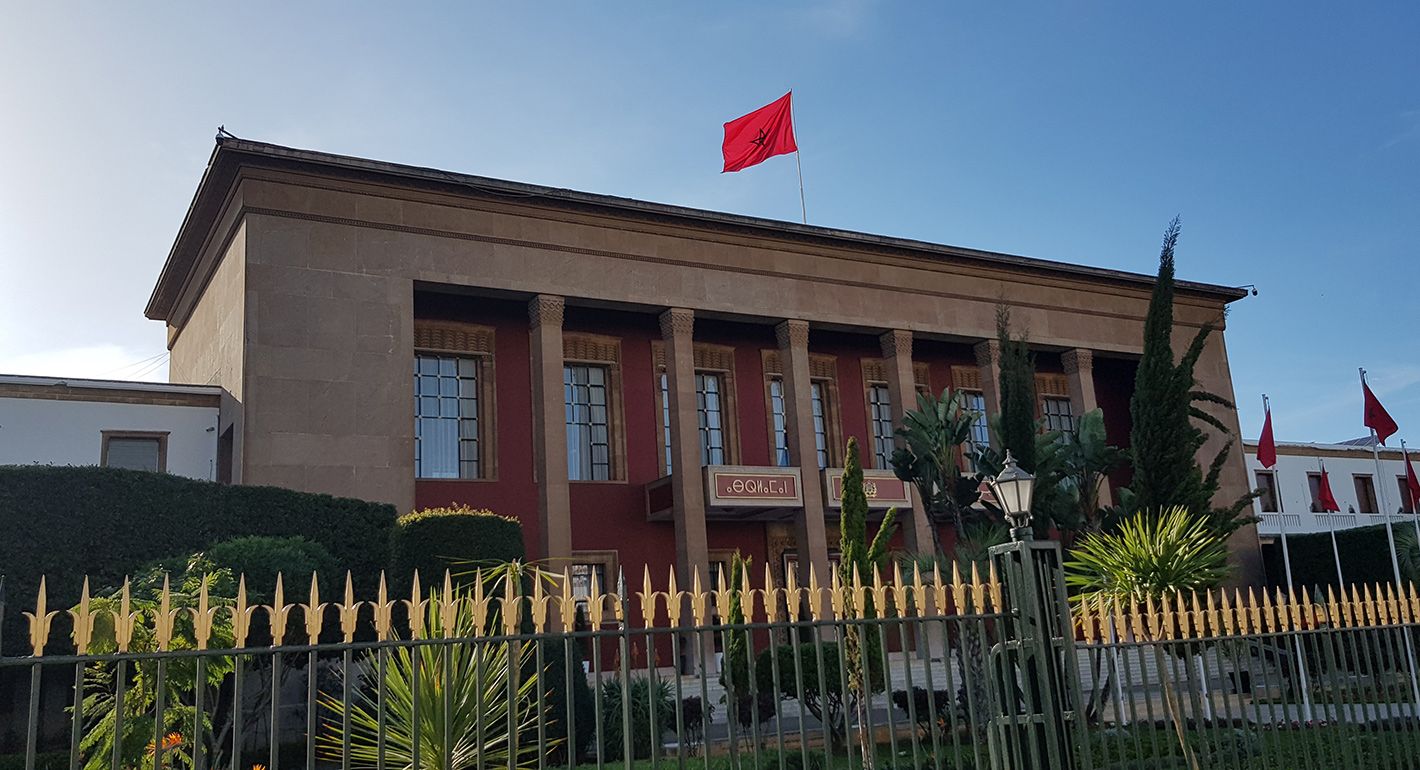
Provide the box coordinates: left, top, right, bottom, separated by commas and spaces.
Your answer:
1268, 523, 1414, 589
0, 465, 396, 654
388, 505, 525, 590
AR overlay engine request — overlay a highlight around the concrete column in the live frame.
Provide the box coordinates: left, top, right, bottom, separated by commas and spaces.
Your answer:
661, 308, 714, 672
776, 320, 832, 588
880, 330, 936, 556
1062, 348, 1112, 506
529, 295, 571, 564
973, 339, 1002, 418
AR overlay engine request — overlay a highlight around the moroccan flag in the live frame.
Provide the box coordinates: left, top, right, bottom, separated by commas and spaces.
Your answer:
1363, 379, 1399, 445
1257, 405, 1277, 469
722, 92, 798, 173
1405, 449, 1420, 512
1317, 467, 1341, 513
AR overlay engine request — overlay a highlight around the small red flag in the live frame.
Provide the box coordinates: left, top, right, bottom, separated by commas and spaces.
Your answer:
1317, 467, 1341, 513
722, 92, 798, 173
1405, 449, 1420, 513
1257, 406, 1277, 469
1363, 379, 1399, 445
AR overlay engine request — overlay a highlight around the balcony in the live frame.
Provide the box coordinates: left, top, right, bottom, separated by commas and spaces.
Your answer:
646, 465, 804, 521
1256, 511, 1418, 538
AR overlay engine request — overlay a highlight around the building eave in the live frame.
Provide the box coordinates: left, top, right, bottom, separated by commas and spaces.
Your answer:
146, 136, 1252, 322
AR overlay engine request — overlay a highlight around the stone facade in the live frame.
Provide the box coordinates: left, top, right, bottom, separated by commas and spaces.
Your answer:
150, 138, 1262, 582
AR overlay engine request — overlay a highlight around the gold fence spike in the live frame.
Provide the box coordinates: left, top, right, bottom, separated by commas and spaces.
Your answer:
1205, 590, 1219, 638
559, 567, 578, 630
1078, 596, 1096, 643
1189, 591, 1206, 638
870, 565, 889, 618
1219, 589, 1235, 635
969, 562, 986, 615
406, 572, 426, 639
303, 573, 328, 643
1379, 584, 1395, 626
931, 562, 947, 615
232, 576, 254, 648
500, 567, 520, 636
372, 573, 394, 641
637, 567, 656, 627
1162, 593, 1178, 641
1405, 583, 1420, 624
689, 568, 709, 626
470, 569, 489, 632
1324, 585, 1341, 628
891, 561, 908, 618
69, 577, 98, 655
850, 563, 867, 619
951, 561, 966, 615
269, 573, 296, 647
1273, 588, 1290, 633
1110, 598, 1128, 642
1174, 592, 1190, 639
1260, 588, 1277, 634
807, 563, 825, 621
338, 572, 361, 643
666, 566, 683, 627
113, 578, 138, 653
987, 561, 1003, 612
530, 568, 549, 633
739, 561, 757, 622
764, 562, 783, 623
191, 575, 219, 651
784, 562, 802, 621
23, 576, 59, 657
1243, 588, 1259, 635
1361, 584, 1377, 627
829, 570, 846, 620
587, 567, 606, 627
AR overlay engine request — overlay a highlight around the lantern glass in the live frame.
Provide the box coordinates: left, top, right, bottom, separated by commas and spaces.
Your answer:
990, 450, 1035, 535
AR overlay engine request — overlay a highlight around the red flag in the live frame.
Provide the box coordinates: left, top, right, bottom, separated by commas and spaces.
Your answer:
1363, 379, 1399, 445
722, 92, 798, 173
1317, 467, 1341, 513
1257, 405, 1277, 469
1405, 449, 1420, 513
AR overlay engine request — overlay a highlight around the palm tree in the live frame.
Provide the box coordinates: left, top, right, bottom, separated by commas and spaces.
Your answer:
889, 387, 983, 544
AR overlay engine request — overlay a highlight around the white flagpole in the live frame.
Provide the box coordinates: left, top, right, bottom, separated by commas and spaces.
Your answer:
1361, 367, 1420, 709
1266, 394, 1312, 721
790, 91, 807, 225
1405, 440, 1420, 580
1319, 458, 1346, 587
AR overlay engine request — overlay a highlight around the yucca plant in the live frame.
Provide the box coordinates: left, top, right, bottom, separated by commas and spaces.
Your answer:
1065, 506, 1229, 770
319, 586, 551, 770
1064, 506, 1229, 603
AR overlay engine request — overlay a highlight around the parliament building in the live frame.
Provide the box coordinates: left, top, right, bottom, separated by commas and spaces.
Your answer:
146, 138, 1262, 596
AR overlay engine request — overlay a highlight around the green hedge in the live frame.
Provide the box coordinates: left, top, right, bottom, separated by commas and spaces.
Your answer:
388, 506, 525, 591
1270, 523, 1412, 589
0, 465, 396, 654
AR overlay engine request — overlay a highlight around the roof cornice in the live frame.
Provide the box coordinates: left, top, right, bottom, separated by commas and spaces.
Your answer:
146, 137, 1251, 321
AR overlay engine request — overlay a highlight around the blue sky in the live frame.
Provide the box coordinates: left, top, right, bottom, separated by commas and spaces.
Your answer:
1, 2, 1416, 444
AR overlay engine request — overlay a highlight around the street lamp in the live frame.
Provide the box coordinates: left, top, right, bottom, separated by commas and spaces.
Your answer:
991, 450, 1035, 540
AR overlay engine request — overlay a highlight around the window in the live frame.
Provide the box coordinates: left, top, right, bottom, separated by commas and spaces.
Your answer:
1042, 396, 1076, 434
1399, 477, 1416, 515
570, 563, 607, 619
696, 372, 727, 465
660, 373, 673, 475
868, 384, 895, 469
565, 364, 611, 481
963, 390, 990, 469
415, 353, 480, 479
101, 432, 166, 472
1255, 471, 1279, 513
1307, 473, 1324, 512
1354, 475, 1378, 514
769, 378, 832, 469
810, 382, 830, 469
770, 378, 790, 467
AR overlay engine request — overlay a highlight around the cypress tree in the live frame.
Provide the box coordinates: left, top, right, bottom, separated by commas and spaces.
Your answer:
996, 305, 1039, 473
1127, 217, 1250, 528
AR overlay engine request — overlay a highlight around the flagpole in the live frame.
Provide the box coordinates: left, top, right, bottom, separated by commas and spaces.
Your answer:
1362, 367, 1420, 709
1405, 439, 1420, 557
1266, 394, 1312, 721
789, 91, 807, 225
1319, 458, 1346, 587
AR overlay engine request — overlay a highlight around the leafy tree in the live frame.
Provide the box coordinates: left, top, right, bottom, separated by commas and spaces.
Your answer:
890, 388, 984, 544
719, 551, 756, 727
838, 437, 896, 770
1058, 409, 1127, 539
755, 642, 848, 744
1126, 218, 1255, 533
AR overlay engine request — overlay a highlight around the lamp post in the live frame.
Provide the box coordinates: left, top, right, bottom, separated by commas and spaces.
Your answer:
991, 450, 1035, 541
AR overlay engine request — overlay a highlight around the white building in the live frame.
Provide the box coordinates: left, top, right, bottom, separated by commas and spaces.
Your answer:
1245, 437, 1420, 542
0, 374, 222, 480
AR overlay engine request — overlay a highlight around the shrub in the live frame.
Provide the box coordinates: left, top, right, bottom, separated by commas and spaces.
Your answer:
388, 505, 524, 591
0, 465, 395, 655
206, 535, 339, 601
598, 677, 674, 761
892, 687, 954, 739
1278, 523, 1416, 589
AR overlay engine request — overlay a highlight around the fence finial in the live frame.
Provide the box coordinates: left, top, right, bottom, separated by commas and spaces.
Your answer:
113, 578, 138, 653
303, 572, 327, 643
23, 576, 57, 657
70, 577, 98, 655
338, 572, 360, 643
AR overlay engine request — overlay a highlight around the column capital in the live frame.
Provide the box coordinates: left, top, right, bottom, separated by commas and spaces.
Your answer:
775, 319, 810, 350
659, 308, 694, 339
1062, 348, 1094, 375
528, 294, 565, 328
879, 329, 913, 359
973, 339, 1001, 367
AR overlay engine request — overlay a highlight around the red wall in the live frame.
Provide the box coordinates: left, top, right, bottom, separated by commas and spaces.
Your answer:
411, 293, 1131, 579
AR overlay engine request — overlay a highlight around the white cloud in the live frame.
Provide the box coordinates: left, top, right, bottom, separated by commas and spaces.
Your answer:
0, 344, 169, 382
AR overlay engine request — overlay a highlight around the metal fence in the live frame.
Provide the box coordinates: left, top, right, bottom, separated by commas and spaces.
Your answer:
3, 537, 1419, 770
